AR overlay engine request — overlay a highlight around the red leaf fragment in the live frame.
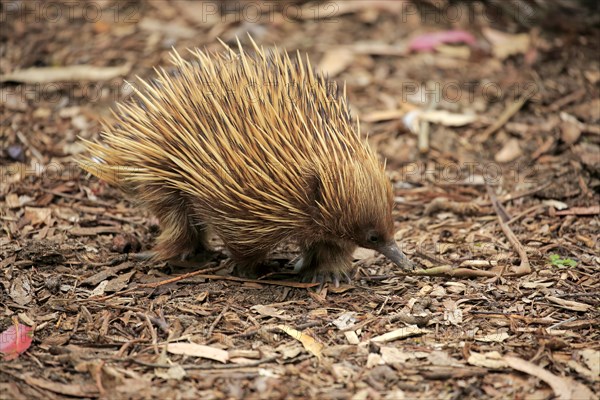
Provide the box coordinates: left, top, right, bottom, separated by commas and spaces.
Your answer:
409, 30, 476, 52
0, 323, 33, 360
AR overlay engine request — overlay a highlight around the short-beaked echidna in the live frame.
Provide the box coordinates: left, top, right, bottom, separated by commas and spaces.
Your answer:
79, 39, 414, 285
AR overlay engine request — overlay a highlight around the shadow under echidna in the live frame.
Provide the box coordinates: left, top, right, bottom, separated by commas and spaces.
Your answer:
78, 37, 415, 286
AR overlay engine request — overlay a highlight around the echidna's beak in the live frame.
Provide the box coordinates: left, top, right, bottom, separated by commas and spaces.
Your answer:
379, 242, 415, 270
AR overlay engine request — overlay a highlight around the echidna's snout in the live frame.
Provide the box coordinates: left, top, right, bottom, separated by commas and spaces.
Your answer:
379, 242, 415, 270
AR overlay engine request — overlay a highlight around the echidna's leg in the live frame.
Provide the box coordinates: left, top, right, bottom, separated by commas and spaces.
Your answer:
296, 241, 357, 287
224, 244, 271, 279
143, 190, 209, 260
230, 258, 268, 278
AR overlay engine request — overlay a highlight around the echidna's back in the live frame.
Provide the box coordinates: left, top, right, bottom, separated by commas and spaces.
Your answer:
80, 40, 385, 249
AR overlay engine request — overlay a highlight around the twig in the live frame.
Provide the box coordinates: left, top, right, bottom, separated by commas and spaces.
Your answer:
140, 272, 319, 289
84, 254, 130, 267
144, 314, 159, 355
480, 90, 534, 141
93, 361, 106, 397
137, 264, 227, 288
206, 305, 229, 338
505, 204, 545, 225
41, 189, 114, 207
548, 317, 577, 330
16, 130, 44, 162
555, 205, 600, 216
411, 265, 499, 277
233, 321, 322, 338
418, 82, 438, 154
547, 88, 586, 112
137, 313, 169, 334
486, 186, 531, 276
126, 355, 278, 370
479, 182, 552, 206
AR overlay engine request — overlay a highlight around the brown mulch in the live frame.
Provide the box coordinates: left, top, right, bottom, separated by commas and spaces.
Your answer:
1, 1, 599, 399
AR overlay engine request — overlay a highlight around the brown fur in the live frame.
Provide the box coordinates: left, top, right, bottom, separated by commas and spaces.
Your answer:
79, 38, 406, 282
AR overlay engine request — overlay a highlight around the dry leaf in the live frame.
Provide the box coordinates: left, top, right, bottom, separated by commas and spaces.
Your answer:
467, 351, 508, 369
520, 281, 554, 289
402, 109, 476, 133
482, 28, 530, 60
543, 200, 569, 210
251, 305, 292, 320
560, 121, 581, 145
352, 248, 376, 260
276, 342, 303, 360
566, 360, 597, 382
475, 332, 510, 343
24, 207, 51, 225
362, 109, 405, 123
139, 18, 196, 38
572, 143, 600, 169
81, 263, 132, 286
380, 347, 412, 364
319, 48, 354, 77
546, 296, 592, 312
442, 299, 462, 326
370, 325, 429, 343
104, 270, 136, 293
300, 1, 404, 19
9, 275, 33, 306
90, 280, 108, 297
366, 353, 385, 368
504, 355, 595, 400
495, 138, 522, 163
1, 64, 131, 83
580, 349, 600, 377
436, 44, 471, 59
332, 312, 357, 330
24, 376, 98, 397
278, 325, 323, 360
429, 351, 462, 367
167, 343, 229, 363
154, 364, 186, 381
344, 331, 360, 345
420, 110, 477, 126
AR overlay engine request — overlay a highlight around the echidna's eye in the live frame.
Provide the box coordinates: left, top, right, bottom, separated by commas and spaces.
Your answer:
367, 233, 380, 244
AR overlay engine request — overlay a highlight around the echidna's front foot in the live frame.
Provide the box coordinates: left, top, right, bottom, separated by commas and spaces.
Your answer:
295, 241, 356, 287
298, 264, 353, 288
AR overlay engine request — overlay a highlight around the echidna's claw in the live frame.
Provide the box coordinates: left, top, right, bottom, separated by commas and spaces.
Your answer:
300, 268, 353, 288
343, 271, 353, 284
332, 275, 340, 288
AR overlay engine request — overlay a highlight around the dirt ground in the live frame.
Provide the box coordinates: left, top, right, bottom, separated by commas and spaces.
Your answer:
1, 1, 599, 399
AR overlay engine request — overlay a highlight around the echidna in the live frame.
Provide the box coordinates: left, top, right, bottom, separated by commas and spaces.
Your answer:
79, 38, 414, 285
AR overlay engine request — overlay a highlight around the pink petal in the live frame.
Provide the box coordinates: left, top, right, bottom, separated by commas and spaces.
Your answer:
409, 30, 476, 52
0, 323, 33, 360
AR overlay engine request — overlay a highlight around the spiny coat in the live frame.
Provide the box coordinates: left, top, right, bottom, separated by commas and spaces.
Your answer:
79, 39, 413, 284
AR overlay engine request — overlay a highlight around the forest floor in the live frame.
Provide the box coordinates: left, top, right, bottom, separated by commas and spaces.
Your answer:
1, 1, 599, 399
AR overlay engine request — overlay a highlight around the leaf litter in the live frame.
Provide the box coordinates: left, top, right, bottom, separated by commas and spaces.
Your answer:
1, 1, 599, 399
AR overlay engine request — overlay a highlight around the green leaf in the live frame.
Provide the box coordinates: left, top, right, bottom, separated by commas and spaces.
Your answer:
548, 254, 577, 268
